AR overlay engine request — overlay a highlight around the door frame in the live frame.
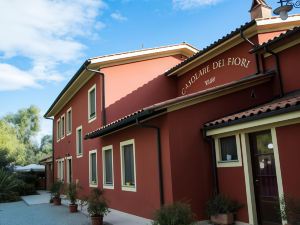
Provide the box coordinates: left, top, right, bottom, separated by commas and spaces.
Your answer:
66, 156, 72, 184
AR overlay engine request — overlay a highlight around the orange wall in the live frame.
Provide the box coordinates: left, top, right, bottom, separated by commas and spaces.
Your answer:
102, 55, 183, 123
276, 124, 300, 198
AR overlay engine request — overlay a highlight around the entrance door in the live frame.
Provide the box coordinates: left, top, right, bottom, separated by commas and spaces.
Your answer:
249, 130, 281, 225
67, 158, 72, 183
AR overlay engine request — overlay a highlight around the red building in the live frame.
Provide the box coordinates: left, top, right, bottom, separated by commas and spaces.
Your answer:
45, 1, 300, 224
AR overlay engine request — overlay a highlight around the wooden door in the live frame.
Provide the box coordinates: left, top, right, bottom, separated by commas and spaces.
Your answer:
249, 130, 282, 225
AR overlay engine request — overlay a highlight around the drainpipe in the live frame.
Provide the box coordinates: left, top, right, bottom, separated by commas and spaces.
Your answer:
240, 30, 260, 75
84, 66, 107, 126
136, 118, 164, 206
45, 117, 54, 187
264, 47, 284, 98
202, 129, 219, 196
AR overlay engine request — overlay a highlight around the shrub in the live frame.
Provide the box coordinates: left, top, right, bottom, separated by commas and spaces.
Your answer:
206, 194, 243, 216
87, 188, 109, 217
50, 181, 63, 199
67, 182, 81, 204
14, 179, 36, 196
152, 202, 195, 225
0, 168, 20, 202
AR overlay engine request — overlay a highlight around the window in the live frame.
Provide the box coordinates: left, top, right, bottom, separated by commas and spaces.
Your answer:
88, 85, 96, 122
57, 159, 64, 181
76, 126, 83, 157
57, 119, 61, 141
89, 150, 97, 187
120, 139, 136, 192
66, 108, 72, 135
214, 134, 242, 167
61, 114, 65, 139
102, 145, 114, 189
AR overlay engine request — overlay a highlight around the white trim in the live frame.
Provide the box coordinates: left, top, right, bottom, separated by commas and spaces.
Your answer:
66, 156, 72, 184
66, 107, 72, 136
271, 128, 286, 225
89, 149, 98, 188
120, 139, 137, 192
60, 114, 65, 139
214, 134, 242, 167
56, 118, 61, 142
241, 133, 258, 225
206, 110, 300, 136
88, 84, 97, 123
76, 126, 83, 157
102, 145, 114, 190
56, 158, 64, 182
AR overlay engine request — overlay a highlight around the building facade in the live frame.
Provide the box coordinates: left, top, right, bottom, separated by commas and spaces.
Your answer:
45, 2, 300, 224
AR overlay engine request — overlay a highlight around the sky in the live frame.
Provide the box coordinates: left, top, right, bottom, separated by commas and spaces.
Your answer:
0, 0, 300, 143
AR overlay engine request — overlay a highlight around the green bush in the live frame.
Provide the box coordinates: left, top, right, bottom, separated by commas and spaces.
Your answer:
67, 182, 81, 204
206, 194, 243, 216
87, 188, 109, 217
152, 202, 195, 225
50, 181, 63, 199
14, 179, 36, 196
0, 168, 20, 202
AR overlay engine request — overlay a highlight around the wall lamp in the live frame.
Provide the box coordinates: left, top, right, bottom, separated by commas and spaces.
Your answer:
274, 0, 300, 20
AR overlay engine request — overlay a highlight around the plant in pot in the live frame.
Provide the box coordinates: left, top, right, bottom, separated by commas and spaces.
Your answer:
66, 182, 81, 213
206, 194, 243, 225
279, 195, 300, 225
87, 188, 109, 225
152, 202, 196, 225
50, 181, 63, 206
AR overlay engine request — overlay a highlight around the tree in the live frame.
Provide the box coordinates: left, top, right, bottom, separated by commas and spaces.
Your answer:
40, 135, 52, 153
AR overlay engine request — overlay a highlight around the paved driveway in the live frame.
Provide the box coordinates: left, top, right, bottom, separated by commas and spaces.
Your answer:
0, 201, 90, 225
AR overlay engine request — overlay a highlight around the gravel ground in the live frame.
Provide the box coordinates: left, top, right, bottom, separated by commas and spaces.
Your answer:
0, 201, 90, 225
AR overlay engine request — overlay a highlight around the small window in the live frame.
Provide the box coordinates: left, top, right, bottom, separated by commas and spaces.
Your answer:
102, 146, 114, 189
61, 114, 65, 139
89, 150, 97, 187
88, 85, 96, 122
66, 108, 72, 135
120, 139, 136, 192
215, 135, 242, 167
57, 119, 61, 141
76, 126, 83, 157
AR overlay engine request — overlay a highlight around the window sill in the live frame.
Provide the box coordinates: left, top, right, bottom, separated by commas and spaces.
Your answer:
66, 132, 72, 136
217, 160, 242, 168
88, 116, 96, 123
89, 183, 98, 188
103, 184, 114, 190
121, 185, 136, 192
76, 154, 83, 158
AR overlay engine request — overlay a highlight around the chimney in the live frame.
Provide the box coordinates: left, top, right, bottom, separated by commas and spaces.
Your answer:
249, 0, 272, 20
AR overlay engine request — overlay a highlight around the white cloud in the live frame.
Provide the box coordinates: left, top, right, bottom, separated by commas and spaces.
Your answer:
0, 0, 106, 91
111, 11, 128, 21
173, 0, 222, 10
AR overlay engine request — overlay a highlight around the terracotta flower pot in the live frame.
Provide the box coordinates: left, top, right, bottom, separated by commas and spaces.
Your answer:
91, 215, 104, 225
53, 197, 61, 206
69, 204, 78, 213
210, 213, 234, 225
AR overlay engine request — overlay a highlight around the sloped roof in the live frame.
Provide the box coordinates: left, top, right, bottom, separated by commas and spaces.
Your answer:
204, 91, 300, 129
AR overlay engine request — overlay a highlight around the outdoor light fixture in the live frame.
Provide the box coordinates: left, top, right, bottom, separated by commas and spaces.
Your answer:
274, 0, 300, 20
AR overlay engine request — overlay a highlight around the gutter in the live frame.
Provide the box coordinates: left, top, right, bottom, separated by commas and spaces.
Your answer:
136, 119, 164, 206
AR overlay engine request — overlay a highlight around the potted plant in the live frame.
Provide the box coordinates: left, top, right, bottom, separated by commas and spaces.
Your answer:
206, 194, 243, 225
87, 188, 109, 225
279, 195, 300, 225
50, 181, 63, 205
152, 202, 195, 225
66, 182, 81, 213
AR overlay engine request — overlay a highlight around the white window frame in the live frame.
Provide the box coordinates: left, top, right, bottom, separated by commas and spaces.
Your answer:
76, 126, 83, 158
57, 118, 61, 142
61, 114, 65, 139
102, 145, 114, 189
88, 84, 97, 123
66, 156, 72, 184
120, 139, 137, 192
214, 134, 242, 167
56, 158, 64, 182
66, 107, 72, 136
89, 149, 98, 188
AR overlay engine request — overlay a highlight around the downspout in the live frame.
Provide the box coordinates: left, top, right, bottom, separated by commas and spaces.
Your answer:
45, 117, 54, 186
202, 129, 219, 196
84, 66, 107, 126
240, 30, 260, 74
264, 47, 284, 98
136, 118, 164, 206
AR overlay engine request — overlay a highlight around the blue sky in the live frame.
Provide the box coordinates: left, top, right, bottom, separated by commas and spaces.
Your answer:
0, 0, 299, 141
